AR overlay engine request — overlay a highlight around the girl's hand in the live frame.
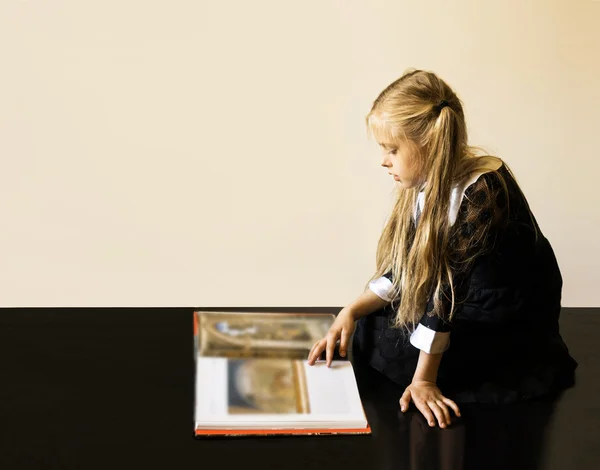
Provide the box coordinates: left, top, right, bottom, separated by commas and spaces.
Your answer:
400, 380, 461, 429
307, 307, 356, 367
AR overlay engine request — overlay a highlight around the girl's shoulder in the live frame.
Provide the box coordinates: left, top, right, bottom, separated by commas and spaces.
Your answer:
453, 159, 514, 231
461, 156, 517, 203
460, 156, 504, 190
449, 158, 506, 226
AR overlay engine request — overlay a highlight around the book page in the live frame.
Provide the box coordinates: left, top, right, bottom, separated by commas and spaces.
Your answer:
302, 361, 365, 417
196, 311, 334, 359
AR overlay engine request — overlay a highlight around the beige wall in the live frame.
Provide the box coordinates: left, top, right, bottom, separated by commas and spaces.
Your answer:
0, 1, 598, 307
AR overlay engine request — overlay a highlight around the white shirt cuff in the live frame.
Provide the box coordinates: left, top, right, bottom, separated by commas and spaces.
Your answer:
368, 276, 393, 302
410, 323, 450, 354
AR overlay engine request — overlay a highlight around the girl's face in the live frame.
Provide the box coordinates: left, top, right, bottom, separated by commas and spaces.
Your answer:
378, 138, 423, 189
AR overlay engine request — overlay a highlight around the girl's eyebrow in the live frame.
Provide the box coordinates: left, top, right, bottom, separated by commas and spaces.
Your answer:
379, 142, 396, 149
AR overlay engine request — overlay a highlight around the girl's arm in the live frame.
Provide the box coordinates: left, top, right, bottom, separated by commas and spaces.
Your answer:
401, 172, 510, 427
346, 288, 390, 320
413, 348, 443, 383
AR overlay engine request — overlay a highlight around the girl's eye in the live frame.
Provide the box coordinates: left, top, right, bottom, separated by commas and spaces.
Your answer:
388, 149, 397, 155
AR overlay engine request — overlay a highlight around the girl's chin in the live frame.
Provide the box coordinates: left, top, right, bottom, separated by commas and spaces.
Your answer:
397, 178, 425, 190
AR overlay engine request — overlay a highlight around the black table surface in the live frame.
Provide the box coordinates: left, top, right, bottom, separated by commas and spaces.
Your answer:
1, 306, 598, 470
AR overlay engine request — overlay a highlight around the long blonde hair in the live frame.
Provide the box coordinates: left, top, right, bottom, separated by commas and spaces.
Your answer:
366, 69, 504, 329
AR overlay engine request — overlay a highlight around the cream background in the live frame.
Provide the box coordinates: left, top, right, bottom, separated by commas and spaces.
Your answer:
1, 1, 598, 307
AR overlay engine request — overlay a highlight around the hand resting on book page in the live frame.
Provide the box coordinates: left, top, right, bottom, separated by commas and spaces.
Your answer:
307, 307, 355, 367
307, 289, 388, 367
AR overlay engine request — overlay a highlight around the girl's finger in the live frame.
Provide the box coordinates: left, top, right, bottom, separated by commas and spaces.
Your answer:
339, 329, 349, 358
307, 341, 319, 363
325, 333, 338, 367
314, 340, 327, 362
415, 400, 436, 427
308, 340, 325, 365
436, 400, 452, 426
428, 401, 447, 428
399, 389, 411, 412
442, 397, 461, 417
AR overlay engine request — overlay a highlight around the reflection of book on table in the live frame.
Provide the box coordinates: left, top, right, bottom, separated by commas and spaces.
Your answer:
193, 310, 370, 437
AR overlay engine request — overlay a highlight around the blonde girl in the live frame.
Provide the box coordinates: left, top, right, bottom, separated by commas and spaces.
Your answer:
308, 69, 577, 429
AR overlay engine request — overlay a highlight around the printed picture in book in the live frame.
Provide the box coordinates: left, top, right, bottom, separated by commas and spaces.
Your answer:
227, 359, 310, 414
197, 311, 332, 358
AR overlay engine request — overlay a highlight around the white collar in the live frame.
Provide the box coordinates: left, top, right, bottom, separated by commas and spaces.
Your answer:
414, 170, 489, 226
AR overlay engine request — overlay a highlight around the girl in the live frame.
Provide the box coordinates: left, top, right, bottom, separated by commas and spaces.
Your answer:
307, 69, 577, 429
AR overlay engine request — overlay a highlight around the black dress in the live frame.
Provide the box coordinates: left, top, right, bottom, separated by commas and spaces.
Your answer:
352, 164, 578, 404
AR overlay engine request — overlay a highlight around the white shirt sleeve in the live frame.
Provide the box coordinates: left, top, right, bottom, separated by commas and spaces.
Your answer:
409, 324, 450, 354
368, 276, 394, 302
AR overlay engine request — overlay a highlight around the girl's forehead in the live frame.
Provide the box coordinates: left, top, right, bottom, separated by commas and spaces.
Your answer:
367, 114, 401, 146
369, 124, 396, 145
370, 126, 402, 149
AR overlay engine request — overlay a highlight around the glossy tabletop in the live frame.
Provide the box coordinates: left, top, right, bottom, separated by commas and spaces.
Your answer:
0, 307, 597, 470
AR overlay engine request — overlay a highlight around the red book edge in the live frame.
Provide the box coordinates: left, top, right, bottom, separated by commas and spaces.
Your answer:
195, 425, 372, 436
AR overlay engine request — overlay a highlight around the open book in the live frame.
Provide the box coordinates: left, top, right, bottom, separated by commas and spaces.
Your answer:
193, 310, 370, 437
